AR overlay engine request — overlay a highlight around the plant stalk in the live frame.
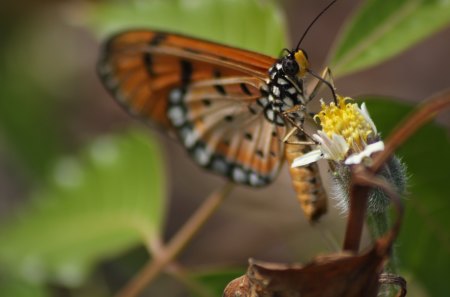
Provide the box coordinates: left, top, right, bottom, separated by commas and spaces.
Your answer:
116, 183, 234, 297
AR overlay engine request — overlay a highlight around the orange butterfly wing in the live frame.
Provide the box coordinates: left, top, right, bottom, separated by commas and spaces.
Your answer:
97, 30, 286, 186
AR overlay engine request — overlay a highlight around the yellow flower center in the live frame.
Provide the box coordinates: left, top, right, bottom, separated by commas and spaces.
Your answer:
314, 96, 373, 151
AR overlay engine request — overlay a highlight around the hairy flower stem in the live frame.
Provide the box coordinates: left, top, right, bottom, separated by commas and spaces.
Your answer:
366, 211, 397, 270
367, 211, 398, 297
116, 183, 234, 297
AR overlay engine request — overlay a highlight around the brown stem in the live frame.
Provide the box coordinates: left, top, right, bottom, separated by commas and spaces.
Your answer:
343, 167, 369, 252
116, 183, 234, 297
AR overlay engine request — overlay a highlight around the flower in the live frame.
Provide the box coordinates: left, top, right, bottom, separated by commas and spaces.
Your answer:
292, 96, 384, 167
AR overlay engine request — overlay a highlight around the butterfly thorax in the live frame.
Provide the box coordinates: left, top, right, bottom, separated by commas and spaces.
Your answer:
258, 50, 310, 126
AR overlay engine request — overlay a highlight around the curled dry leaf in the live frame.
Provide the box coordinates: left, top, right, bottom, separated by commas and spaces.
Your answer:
223, 236, 407, 297
224, 242, 386, 297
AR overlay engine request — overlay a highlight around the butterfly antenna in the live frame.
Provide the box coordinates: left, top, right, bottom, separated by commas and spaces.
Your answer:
295, 0, 338, 50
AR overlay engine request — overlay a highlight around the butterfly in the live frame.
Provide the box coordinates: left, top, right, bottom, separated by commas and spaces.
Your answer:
96, 2, 337, 221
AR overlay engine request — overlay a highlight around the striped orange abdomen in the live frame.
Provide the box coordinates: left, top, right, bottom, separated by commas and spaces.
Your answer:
284, 138, 327, 222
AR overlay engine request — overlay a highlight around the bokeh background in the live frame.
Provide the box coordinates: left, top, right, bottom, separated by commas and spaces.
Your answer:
1, 0, 449, 296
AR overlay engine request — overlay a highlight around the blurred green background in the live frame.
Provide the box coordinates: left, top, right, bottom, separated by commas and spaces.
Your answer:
0, 0, 449, 296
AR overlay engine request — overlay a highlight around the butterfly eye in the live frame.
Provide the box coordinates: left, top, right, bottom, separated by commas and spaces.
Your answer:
281, 56, 300, 77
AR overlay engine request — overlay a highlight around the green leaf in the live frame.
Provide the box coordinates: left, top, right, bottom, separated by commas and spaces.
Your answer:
187, 268, 245, 297
0, 28, 64, 177
0, 130, 166, 287
85, 0, 287, 56
0, 275, 49, 297
362, 97, 450, 296
330, 0, 450, 77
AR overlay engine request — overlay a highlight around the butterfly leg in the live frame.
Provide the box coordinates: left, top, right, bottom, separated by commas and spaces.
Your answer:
307, 67, 336, 104
280, 105, 318, 145
282, 126, 316, 145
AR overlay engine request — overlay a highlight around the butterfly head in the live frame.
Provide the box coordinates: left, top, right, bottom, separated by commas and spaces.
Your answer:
281, 49, 310, 79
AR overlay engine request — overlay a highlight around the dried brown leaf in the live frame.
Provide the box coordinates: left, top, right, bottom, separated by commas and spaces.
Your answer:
224, 236, 392, 297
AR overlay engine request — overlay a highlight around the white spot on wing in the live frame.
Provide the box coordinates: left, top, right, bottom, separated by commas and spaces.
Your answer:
249, 172, 264, 187
194, 146, 211, 166
168, 106, 186, 126
265, 108, 275, 122
179, 126, 190, 141
183, 130, 198, 148
276, 63, 282, 70
232, 167, 247, 184
258, 97, 269, 106
284, 97, 294, 107
277, 77, 288, 85
169, 89, 183, 104
272, 86, 280, 97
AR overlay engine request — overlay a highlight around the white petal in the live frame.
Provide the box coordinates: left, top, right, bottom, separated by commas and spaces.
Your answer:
312, 132, 325, 144
316, 131, 348, 161
359, 103, 377, 134
315, 132, 333, 158
291, 150, 323, 167
344, 141, 385, 165
330, 133, 350, 160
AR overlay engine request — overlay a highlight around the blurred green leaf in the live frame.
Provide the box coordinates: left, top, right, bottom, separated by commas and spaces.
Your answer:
0, 275, 49, 297
0, 80, 60, 177
0, 130, 166, 287
0, 28, 63, 177
363, 97, 450, 297
187, 268, 245, 297
331, 0, 450, 77
85, 0, 287, 56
